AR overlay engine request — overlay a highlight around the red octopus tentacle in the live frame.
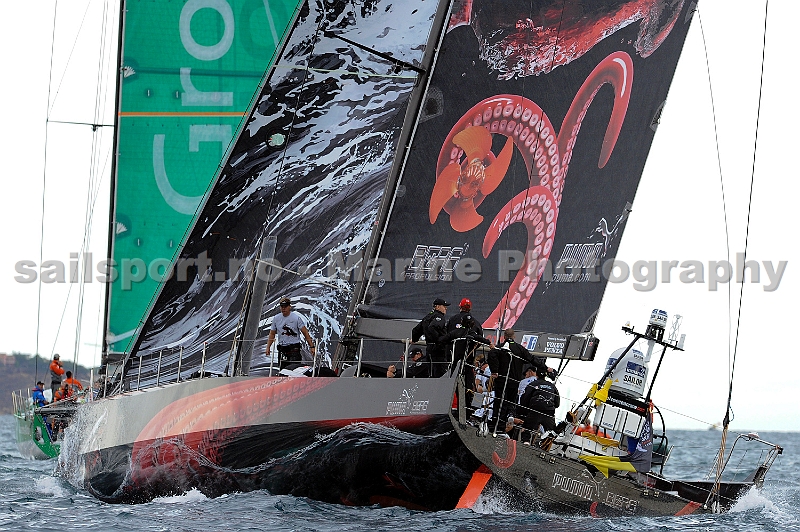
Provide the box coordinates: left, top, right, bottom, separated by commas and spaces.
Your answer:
481, 52, 632, 329
482, 187, 557, 330
492, 437, 517, 469
556, 51, 633, 192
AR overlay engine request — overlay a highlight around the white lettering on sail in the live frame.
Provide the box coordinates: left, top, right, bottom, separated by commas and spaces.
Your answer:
181, 68, 234, 107
153, 135, 204, 215
406, 244, 467, 281
180, 0, 235, 61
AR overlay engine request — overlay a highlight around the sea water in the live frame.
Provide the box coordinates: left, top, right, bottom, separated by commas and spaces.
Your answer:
1, 415, 798, 531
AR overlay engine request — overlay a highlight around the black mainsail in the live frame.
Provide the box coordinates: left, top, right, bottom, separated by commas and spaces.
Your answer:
357, 0, 692, 337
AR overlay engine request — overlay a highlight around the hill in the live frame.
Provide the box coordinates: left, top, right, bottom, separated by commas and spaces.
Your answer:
1, 352, 93, 414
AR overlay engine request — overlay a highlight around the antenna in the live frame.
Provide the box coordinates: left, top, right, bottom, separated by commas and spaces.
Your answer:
668, 314, 683, 345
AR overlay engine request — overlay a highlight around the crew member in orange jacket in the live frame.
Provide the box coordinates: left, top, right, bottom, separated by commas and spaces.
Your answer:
49, 354, 65, 398
64, 371, 83, 393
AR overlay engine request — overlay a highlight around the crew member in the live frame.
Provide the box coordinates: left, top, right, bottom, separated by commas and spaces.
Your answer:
518, 365, 561, 433
488, 329, 535, 432
472, 355, 494, 421
32, 381, 48, 407
64, 371, 83, 393
387, 346, 430, 378
517, 364, 537, 402
411, 298, 449, 377
49, 354, 64, 399
53, 382, 74, 402
265, 297, 316, 371
447, 298, 477, 332
440, 314, 493, 375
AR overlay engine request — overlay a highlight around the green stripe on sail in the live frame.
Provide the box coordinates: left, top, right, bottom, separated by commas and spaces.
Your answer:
107, 0, 301, 354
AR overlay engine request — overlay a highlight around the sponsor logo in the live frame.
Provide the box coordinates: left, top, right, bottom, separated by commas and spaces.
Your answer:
547, 206, 630, 285
386, 385, 429, 416
544, 336, 567, 354
623, 360, 647, 388
405, 244, 468, 282
552, 470, 598, 501
552, 242, 604, 282
604, 490, 639, 512
521, 334, 538, 350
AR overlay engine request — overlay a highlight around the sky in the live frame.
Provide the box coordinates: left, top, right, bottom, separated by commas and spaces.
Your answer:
0, 1, 796, 432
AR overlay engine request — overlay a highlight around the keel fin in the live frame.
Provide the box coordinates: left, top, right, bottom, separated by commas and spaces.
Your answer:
455, 465, 493, 509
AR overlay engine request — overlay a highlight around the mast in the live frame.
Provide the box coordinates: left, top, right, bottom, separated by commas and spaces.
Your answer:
100, 0, 127, 371
338, 0, 454, 361
233, 236, 277, 376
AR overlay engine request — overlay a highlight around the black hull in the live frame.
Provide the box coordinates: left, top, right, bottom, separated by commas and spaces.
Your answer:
84, 415, 479, 509
69, 376, 479, 509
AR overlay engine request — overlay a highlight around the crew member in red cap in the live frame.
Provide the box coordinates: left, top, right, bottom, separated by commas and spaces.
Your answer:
447, 297, 480, 333
411, 298, 450, 377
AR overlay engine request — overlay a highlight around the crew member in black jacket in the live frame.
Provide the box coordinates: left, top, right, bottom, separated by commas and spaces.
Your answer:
518, 366, 561, 433
387, 346, 430, 378
439, 314, 493, 376
488, 329, 536, 432
411, 298, 450, 377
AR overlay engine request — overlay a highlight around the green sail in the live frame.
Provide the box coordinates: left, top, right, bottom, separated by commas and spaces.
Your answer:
107, 0, 301, 354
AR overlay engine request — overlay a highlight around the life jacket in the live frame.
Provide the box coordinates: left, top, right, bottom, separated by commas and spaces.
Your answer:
54, 387, 73, 402
573, 424, 608, 438
49, 360, 65, 382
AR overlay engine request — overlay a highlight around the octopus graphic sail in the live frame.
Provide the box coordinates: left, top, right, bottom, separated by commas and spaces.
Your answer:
354, 0, 693, 338
53, 0, 701, 510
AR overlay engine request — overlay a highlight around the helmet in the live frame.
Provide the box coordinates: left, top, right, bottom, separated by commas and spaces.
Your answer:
459, 298, 471, 310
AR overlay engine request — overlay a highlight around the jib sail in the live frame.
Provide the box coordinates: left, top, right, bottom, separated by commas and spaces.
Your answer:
105, 0, 301, 356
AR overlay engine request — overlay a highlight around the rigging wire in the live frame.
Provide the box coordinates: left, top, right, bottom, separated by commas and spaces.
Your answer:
47, 0, 94, 116
728, 0, 769, 436
48, 143, 113, 357
696, 4, 734, 429
35, 0, 60, 382
72, 0, 114, 375
41, 0, 115, 374
709, 0, 769, 511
